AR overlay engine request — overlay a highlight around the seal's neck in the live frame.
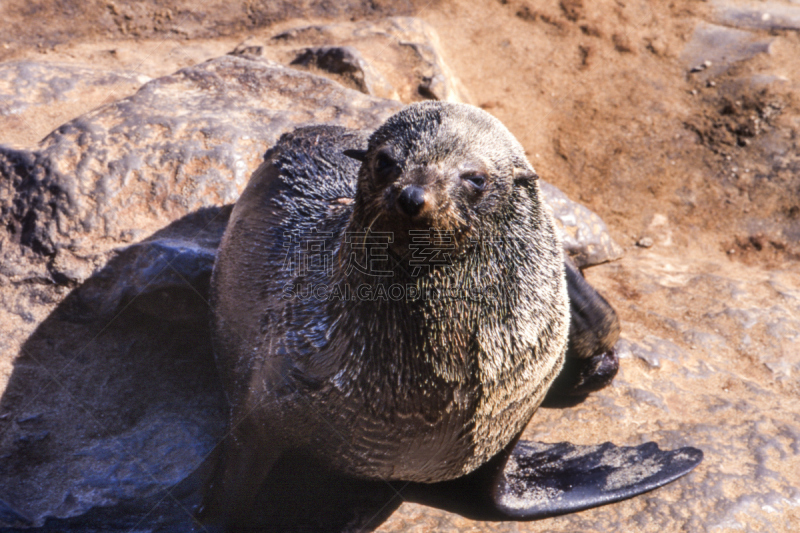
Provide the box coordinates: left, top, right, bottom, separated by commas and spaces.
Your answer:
324, 226, 521, 383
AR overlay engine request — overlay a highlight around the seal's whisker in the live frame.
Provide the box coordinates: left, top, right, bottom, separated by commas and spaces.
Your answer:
363, 211, 383, 248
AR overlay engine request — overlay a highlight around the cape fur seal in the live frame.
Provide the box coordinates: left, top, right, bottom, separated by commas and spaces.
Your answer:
200, 102, 701, 531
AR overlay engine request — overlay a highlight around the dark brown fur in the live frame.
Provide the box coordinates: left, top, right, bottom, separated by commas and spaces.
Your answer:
202, 102, 570, 530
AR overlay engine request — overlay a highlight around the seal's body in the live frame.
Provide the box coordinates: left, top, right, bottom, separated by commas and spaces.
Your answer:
202, 102, 702, 532
212, 102, 566, 482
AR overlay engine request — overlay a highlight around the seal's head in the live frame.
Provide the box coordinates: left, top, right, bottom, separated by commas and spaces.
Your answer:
345, 102, 538, 257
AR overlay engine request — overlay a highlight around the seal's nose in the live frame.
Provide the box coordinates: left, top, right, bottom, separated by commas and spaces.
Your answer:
396, 185, 426, 217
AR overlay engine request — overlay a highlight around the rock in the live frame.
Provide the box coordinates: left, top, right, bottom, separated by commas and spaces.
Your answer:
712, 0, 800, 33
0, 209, 227, 530
681, 22, 774, 79
224, 17, 472, 103
0, 61, 149, 148
540, 181, 625, 268
288, 45, 396, 98
269, 17, 472, 104
0, 54, 403, 282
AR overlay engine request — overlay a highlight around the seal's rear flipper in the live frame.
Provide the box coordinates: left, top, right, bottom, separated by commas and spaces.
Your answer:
403, 440, 703, 521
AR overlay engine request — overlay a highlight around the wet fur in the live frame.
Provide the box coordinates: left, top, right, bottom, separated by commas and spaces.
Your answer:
203, 102, 570, 529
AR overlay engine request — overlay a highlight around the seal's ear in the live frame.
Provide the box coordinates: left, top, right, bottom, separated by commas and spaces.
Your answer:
513, 167, 539, 187
343, 149, 368, 162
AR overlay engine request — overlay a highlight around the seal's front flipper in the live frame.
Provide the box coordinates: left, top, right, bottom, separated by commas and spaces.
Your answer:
403, 440, 702, 521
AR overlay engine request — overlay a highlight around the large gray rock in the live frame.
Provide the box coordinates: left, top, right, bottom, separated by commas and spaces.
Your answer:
0, 55, 403, 283
0, 62, 150, 149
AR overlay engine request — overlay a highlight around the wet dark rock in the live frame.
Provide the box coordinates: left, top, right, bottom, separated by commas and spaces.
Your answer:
0, 209, 228, 530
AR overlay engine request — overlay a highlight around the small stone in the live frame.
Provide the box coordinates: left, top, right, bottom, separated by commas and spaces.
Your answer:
637, 237, 655, 248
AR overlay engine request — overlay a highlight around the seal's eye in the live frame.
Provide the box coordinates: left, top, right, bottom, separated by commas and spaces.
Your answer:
374, 151, 399, 183
461, 173, 487, 192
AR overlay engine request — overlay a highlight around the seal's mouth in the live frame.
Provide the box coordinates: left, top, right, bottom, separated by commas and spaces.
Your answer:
366, 187, 472, 266
383, 179, 467, 226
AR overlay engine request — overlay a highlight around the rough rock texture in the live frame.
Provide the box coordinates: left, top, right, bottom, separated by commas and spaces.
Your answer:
540, 181, 623, 268
0, 17, 484, 289
0, 55, 402, 288
225, 17, 472, 104
268, 17, 472, 104
0, 62, 150, 149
